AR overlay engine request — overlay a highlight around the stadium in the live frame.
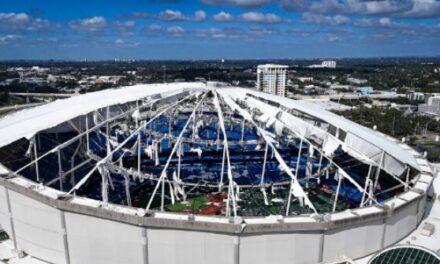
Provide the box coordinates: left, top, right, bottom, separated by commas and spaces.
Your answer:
0, 82, 436, 264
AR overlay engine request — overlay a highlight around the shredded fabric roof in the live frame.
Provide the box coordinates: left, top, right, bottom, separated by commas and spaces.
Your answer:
0, 83, 204, 147
0, 83, 420, 175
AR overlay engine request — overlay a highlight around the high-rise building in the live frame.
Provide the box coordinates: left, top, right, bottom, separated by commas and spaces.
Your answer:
322, 60, 337, 68
256, 64, 288, 97
307, 60, 337, 69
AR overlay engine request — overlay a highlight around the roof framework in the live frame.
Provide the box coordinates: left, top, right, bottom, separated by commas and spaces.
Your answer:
0, 85, 421, 217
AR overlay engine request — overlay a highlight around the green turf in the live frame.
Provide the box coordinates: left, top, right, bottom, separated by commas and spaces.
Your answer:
165, 196, 209, 212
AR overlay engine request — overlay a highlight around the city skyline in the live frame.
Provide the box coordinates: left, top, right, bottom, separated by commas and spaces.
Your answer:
0, 0, 440, 60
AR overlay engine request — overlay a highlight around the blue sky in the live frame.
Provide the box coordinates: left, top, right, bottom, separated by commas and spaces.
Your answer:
0, 0, 439, 60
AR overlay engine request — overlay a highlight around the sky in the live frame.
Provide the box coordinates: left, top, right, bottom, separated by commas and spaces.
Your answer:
0, 0, 439, 60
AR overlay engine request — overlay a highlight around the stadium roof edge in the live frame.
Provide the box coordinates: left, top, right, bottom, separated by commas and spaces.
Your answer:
0, 82, 205, 148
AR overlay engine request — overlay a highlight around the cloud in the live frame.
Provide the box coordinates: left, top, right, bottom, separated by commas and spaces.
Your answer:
239, 12, 290, 24
398, 0, 440, 18
281, 0, 440, 19
302, 12, 350, 25
69, 16, 107, 32
155, 0, 440, 19
327, 34, 339, 42
194, 10, 208, 21
308, 0, 412, 15
0, 12, 51, 31
286, 27, 320, 37
117, 12, 149, 19
144, 24, 187, 37
213, 11, 234, 22
194, 27, 270, 39
157, 9, 207, 22
166, 26, 185, 34
118, 10, 207, 22
0, 34, 21, 44
195, 27, 228, 38
201, 0, 271, 8
147, 24, 162, 31
114, 38, 140, 47
114, 21, 135, 30
113, 21, 136, 35
353, 17, 409, 28
248, 26, 280, 35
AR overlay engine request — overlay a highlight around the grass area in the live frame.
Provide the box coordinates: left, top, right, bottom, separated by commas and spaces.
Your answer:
416, 139, 440, 146
165, 196, 209, 212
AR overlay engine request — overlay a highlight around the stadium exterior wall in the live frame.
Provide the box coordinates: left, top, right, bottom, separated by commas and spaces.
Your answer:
0, 173, 429, 264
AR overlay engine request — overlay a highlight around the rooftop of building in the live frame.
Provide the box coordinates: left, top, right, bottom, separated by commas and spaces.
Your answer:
257, 64, 289, 69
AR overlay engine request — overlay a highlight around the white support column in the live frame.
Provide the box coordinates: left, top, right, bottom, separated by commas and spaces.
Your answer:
5, 189, 17, 250
101, 165, 109, 204
160, 172, 166, 211
33, 138, 40, 182
59, 211, 71, 264
360, 164, 373, 207
405, 167, 410, 191
192, 109, 197, 142
332, 172, 342, 213
213, 91, 237, 216
286, 138, 303, 216
177, 142, 182, 181
219, 146, 226, 192
106, 106, 111, 156
317, 153, 323, 174
374, 151, 385, 193
125, 177, 132, 207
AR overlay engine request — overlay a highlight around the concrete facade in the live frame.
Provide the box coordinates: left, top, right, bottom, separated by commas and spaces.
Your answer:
256, 64, 288, 97
419, 96, 440, 116
0, 168, 432, 264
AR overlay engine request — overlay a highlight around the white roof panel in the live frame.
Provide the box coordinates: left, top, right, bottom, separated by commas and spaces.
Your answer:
0, 82, 204, 148
221, 87, 420, 172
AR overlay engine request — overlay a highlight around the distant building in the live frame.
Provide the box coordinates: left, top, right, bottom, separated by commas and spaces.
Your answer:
195, 77, 206, 82
322, 60, 337, 68
307, 60, 337, 69
330, 84, 351, 90
96, 76, 123, 85
419, 96, 440, 116
407, 91, 425, 101
297, 77, 314, 82
355, 86, 374, 95
347, 77, 368, 85
256, 64, 288, 97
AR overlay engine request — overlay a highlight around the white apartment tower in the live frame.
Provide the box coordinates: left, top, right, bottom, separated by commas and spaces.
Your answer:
257, 64, 288, 97
322, 60, 337, 68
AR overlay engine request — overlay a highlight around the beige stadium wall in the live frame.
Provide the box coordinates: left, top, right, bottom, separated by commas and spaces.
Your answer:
0, 180, 428, 264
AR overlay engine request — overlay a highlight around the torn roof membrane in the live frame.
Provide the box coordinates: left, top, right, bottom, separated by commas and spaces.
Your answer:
0, 82, 205, 148
220, 88, 421, 176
